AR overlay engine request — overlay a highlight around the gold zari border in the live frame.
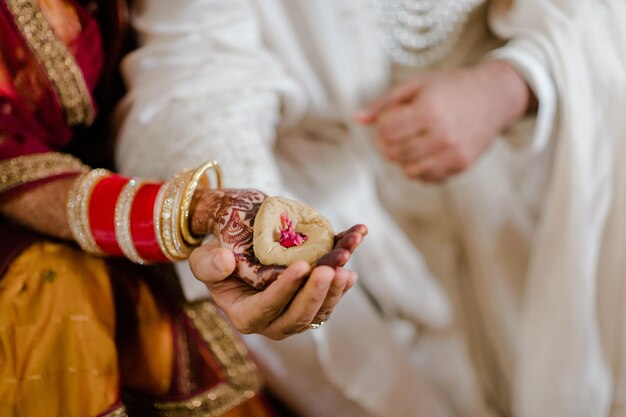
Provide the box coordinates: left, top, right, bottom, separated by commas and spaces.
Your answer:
0, 152, 88, 194
124, 301, 263, 417
101, 404, 129, 417
6, 0, 96, 126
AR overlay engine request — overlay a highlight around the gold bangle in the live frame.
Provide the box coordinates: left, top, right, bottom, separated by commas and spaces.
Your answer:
153, 182, 177, 262
179, 161, 223, 246
66, 168, 109, 255
170, 172, 191, 256
0, 152, 88, 194
115, 178, 148, 264
158, 170, 194, 260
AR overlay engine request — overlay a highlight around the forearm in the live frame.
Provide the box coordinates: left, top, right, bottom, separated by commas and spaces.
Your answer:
190, 189, 219, 237
0, 168, 216, 252
0, 177, 76, 240
0, 170, 243, 250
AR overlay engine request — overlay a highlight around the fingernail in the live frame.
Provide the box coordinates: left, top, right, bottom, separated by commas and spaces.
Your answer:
212, 253, 229, 274
195, 257, 213, 281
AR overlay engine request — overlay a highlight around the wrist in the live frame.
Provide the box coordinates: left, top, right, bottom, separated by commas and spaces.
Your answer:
63, 161, 223, 263
190, 189, 222, 237
475, 60, 534, 129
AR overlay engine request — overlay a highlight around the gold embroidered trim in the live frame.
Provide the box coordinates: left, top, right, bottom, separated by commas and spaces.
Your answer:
124, 301, 263, 417
173, 311, 193, 394
0, 152, 88, 194
6, 0, 96, 126
101, 404, 129, 417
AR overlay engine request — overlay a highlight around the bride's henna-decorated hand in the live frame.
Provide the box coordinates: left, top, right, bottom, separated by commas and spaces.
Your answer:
191, 188, 276, 288
191, 188, 367, 289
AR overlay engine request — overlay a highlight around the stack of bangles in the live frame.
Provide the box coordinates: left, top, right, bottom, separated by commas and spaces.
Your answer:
0, 152, 222, 264
66, 161, 223, 264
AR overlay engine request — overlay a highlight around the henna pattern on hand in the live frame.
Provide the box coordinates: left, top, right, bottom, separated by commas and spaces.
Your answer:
198, 189, 281, 288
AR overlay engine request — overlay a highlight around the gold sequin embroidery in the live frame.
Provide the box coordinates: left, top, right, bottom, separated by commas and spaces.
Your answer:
102, 405, 129, 417
0, 152, 88, 194
6, 0, 96, 126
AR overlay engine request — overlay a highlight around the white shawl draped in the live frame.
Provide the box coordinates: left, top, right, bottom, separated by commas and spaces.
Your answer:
490, 0, 626, 415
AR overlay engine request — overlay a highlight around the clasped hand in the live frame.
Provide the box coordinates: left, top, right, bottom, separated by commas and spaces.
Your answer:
357, 60, 532, 182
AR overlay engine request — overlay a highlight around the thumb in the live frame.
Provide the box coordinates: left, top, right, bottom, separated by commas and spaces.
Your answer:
189, 241, 236, 284
354, 78, 423, 124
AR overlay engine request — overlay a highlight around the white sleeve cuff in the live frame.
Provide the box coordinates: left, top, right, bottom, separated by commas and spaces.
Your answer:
116, 91, 286, 195
488, 39, 558, 152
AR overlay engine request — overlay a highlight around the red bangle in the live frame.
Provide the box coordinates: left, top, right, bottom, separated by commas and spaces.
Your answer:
130, 182, 170, 262
89, 174, 128, 257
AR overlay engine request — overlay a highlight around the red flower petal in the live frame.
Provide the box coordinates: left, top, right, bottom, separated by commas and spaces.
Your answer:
279, 213, 307, 248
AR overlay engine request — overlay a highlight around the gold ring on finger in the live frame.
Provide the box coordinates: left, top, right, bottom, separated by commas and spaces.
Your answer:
308, 320, 327, 330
